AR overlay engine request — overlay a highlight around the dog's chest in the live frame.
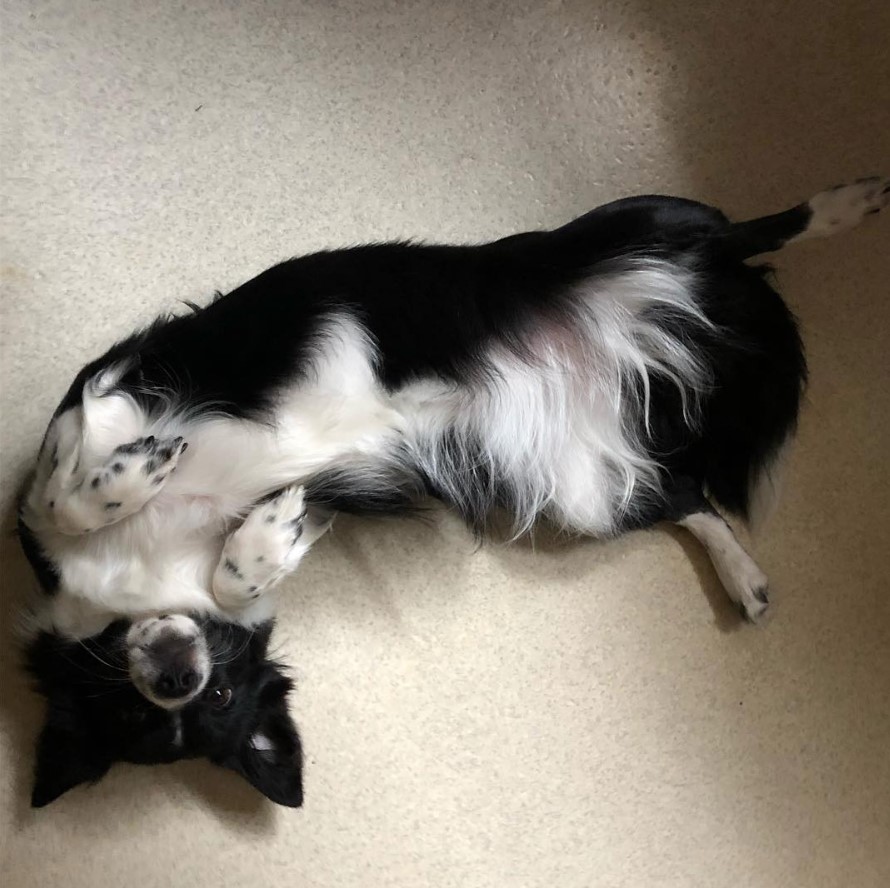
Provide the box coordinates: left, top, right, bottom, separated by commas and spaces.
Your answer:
39, 494, 234, 637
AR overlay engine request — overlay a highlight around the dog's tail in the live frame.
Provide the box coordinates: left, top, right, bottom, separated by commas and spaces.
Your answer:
725, 176, 889, 259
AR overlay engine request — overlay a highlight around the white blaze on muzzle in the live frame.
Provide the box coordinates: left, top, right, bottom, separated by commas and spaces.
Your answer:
126, 614, 211, 709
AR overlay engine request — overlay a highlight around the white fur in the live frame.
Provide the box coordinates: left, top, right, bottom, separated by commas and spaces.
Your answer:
249, 733, 275, 752
678, 511, 770, 622
126, 615, 211, 709
25, 265, 712, 637
22, 315, 397, 638
790, 178, 890, 242
212, 485, 333, 610
396, 259, 712, 535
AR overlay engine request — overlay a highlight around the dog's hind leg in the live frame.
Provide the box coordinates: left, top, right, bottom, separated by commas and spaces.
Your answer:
726, 176, 889, 258
211, 485, 333, 611
664, 477, 770, 624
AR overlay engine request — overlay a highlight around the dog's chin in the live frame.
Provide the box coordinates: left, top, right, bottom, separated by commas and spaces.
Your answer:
126, 614, 211, 709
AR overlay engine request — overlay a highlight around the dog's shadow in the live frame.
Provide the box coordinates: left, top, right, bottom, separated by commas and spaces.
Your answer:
171, 759, 279, 830
659, 524, 743, 633
0, 522, 51, 828
485, 514, 744, 633
283, 505, 476, 624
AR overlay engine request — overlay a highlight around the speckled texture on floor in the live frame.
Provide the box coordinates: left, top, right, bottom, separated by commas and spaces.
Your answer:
1, 2, 889, 886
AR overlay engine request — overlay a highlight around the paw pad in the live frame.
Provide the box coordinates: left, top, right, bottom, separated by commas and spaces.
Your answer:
48, 433, 189, 535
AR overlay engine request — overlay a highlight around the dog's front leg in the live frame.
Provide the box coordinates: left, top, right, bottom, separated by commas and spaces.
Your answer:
27, 372, 189, 535
211, 485, 333, 610
47, 433, 189, 534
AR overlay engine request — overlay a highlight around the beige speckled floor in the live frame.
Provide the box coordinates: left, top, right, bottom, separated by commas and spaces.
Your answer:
2, 2, 889, 886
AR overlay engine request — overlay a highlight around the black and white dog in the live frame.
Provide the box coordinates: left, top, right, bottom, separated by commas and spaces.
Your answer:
17, 178, 888, 808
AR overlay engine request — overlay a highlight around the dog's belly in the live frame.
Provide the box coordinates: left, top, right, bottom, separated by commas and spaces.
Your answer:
34, 493, 275, 638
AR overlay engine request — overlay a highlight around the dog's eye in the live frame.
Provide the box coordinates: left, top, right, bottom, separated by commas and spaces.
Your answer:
209, 687, 233, 708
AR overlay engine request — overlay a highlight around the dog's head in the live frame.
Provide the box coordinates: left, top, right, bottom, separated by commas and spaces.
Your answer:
26, 615, 302, 808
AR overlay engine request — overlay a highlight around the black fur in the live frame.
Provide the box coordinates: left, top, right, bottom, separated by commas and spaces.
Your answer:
18, 190, 814, 809
17, 513, 60, 594
26, 618, 303, 808
47, 194, 806, 531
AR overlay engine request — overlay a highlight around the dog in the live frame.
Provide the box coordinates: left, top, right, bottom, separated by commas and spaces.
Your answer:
16, 177, 889, 808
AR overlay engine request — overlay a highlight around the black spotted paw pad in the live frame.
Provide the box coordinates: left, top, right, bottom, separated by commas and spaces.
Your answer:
212, 485, 315, 609
50, 434, 189, 534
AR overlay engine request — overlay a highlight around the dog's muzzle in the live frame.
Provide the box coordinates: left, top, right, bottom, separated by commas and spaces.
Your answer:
127, 615, 210, 708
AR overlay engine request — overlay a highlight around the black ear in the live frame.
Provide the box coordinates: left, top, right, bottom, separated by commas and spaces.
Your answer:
31, 702, 111, 807
225, 695, 303, 807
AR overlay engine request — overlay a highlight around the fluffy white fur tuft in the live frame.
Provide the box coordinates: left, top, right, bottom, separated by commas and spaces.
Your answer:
397, 259, 711, 536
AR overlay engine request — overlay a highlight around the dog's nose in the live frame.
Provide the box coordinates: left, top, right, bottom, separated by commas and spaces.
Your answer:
150, 635, 201, 699
155, 666, 199, 698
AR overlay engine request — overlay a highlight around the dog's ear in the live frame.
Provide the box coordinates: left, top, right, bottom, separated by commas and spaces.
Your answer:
225, 678, 303, 807
31, 699, 111, 807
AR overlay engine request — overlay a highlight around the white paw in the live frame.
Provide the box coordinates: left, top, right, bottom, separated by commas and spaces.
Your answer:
49, 435, 188, 534
806, 176, 890, 238
212, 485, 332, 610
720, 554, 770, 624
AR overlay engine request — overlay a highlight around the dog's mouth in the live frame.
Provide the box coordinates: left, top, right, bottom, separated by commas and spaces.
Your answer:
126, 615, 211, 709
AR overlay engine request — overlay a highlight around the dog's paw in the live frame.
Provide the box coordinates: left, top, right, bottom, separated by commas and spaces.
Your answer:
724, 558, 771, 625
89, 436, 188, 492
212, 485, 332, 610
735, 580, 770, 624
51, 435, 188, 534
806, 177, 890, 238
